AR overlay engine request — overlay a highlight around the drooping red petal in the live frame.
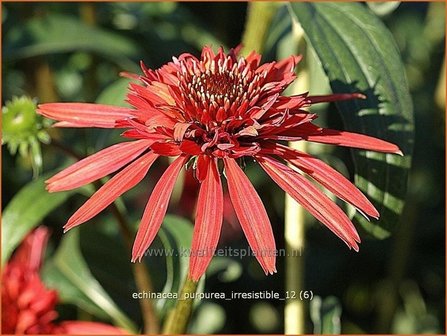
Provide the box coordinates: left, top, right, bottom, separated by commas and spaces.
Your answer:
257, 156, 360, 251
37, 103, 134, 128
306, 127, 402, 154
59, 321, 127, 334
47, 140, 152, 192
224, 158, 276, 274
262, 143, 379, 219
132, 155, 189, 262
64, 152, 159, 232
189, 157, 223, 282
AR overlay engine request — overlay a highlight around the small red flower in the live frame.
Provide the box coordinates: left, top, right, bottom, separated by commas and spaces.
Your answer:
1, 228, 126, 334
38, 46, 401, 281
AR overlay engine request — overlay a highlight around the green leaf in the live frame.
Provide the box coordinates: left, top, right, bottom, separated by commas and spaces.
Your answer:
78, 223, 141, 326
156, 214, 194, 314
289, 3, 414, 239
96, 78, 132, 107
41, 230, 137, 333
310, 296, 342, 334
1, 173, 74, 265
4, 14, 141, 71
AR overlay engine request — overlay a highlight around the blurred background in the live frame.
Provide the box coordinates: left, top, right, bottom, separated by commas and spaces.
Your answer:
2, 2, 445, 334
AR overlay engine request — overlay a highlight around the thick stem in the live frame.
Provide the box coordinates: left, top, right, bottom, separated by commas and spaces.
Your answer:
162, 276, 199, 334
242, 2, 309, 333
48, 141, 159, 333
284, 7, 308, 334
240, 2, 279, 55
284, 135, 307, 335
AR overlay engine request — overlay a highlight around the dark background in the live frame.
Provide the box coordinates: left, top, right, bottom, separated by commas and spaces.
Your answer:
2, 2, 445, 334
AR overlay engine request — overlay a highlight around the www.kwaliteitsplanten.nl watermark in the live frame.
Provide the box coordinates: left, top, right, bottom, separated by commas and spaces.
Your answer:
143, 246, 304, 259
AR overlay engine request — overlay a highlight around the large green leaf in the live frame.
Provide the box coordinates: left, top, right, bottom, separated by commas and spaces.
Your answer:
3, 14, 141, 71
41, 230, 137, 333
290, 3, 414, 238
1, 173, 75, 265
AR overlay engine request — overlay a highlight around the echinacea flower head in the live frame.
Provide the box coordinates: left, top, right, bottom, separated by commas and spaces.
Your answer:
38, 46, 401, 282
2, 227, 126, 334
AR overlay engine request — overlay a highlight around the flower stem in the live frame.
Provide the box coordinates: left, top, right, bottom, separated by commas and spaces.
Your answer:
284, 7, 308, 334
285, 142, 307, 335
241, 2, 279, 55
242, 2, 309, 333
162, 276, 199, 334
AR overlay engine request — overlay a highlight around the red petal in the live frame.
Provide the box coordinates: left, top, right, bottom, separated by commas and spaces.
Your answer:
257, 156, 361, 251
173, 122, 192, 141
245, 50, 262, 69
37, 103, 134, 128
64, 152, 159, 231
195, 155, 208, 182
306, 128, 402, 154
189, 157, 223, 281
10, 227, 50, 272
59, 321, 127, 334
224, 158, 276, 274
273, 93, 309, 110
179, 140, 202, 155
263, 143, 379, 219
128, 83, 167, 107
273, 55, 302, 74
132, 155, 189, 262
121, 129, 168, 141
47, 140, 152, 192
150, 142, 182, 156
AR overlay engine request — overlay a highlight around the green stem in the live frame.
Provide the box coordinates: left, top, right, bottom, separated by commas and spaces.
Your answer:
241, 2, 279, 55
284, 142, 307, 335
242, 2, 309, 333
162, 276, 199, 334
283, 6, 308, 334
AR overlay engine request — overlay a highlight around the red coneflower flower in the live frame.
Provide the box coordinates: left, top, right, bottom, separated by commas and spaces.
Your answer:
38, 46, 401, 281
2, 227, 126, 334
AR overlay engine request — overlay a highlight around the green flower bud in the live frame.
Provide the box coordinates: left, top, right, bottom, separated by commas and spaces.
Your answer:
2, 96, 50, 176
